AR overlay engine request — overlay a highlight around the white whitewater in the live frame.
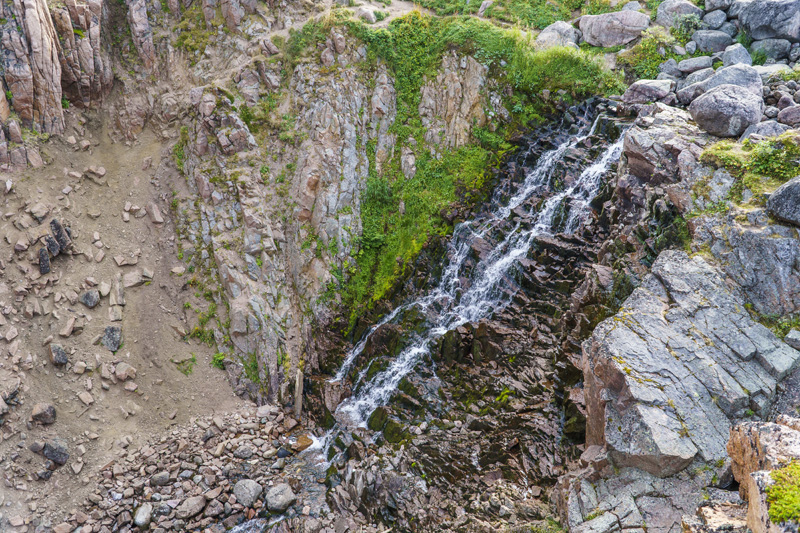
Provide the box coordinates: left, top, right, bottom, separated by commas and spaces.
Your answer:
329, 116, 626, 431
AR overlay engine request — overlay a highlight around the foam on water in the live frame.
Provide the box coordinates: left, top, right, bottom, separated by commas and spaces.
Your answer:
326, 115, 626, 433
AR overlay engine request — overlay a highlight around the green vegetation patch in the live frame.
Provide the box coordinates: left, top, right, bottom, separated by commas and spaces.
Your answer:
701, 132, 800, 204
767, 461, 800, 524
417, 0, 585, 29
330, 13, 623, 321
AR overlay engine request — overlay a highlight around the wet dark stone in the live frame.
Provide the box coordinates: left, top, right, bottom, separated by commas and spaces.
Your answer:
50, 219, 71, 252
49, 344, 68, 366
38, 248, 50, 275
42, 439, 69, 465
44, 234, 60, 257
276, 447, 292, 459
79, 289, 100, 309
102, 326, 122, 352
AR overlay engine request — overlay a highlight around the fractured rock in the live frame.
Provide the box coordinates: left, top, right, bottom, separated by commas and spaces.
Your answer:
49, 344, 68, 366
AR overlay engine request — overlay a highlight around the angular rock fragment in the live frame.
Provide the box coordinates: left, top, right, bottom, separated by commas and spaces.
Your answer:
50, 219, 71, 252
49, 344, 68, 366
79, 289, 100, 308
101, 326, 122, 352
38, 247, 50, 274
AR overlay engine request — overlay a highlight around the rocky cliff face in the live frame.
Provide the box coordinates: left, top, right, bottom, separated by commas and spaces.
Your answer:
5, 0, 800, 531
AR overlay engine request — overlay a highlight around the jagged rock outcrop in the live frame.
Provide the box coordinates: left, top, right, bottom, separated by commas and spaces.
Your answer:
1, 0, 65, 134
693, 214, 800, 316
585, 250, 799, 475
727, 416, 800, 533
126, 0, 156, 71
738, 0, 800, 42
557, 249, 800, 533
52, 0, 114, 108
419, 52, 495, 151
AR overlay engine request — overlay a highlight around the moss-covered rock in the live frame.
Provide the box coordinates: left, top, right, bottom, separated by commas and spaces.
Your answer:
367, 406, 389, 432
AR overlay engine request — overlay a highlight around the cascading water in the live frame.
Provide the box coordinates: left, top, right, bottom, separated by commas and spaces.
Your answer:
324, 112, 628, 435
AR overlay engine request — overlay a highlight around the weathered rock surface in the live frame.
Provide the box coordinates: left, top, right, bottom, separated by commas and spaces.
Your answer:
622, 79, 674, 104
766, 175, 800, 227
656, 0, 704, 27
1, 0, 65, 133
678, 64, 763, 106
233, 479, 262, 507
693, 215, 800, 316
739, 0, 800, 42
689, 84, 764, 137
580, 11, 650, 47
126, 0, 156, 71
584, 250, 799, 477
265, 483, 297, 512
536, 20, 581, 49
52, 0, 114, 108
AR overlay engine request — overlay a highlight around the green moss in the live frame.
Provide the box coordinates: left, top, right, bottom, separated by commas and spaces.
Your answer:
367, 406, 389, 431
701, 132, 800, 203
767, 462, 800, 524
333, 13, 623, 322
383, 419, 406, 443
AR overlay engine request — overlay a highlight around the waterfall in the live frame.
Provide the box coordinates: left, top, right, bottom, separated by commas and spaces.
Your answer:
325, 113, 627, 433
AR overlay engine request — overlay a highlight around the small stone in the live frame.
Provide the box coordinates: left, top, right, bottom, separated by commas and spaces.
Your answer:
175, 495, 206, 519
31, 403, 57, 424
150, 471, 170, 486
78, 391, 94, 405
115, 362, 137, 381
79, 289, 100, 309
101, 326, 122, 352
785, 329, 800, 350
134, 502, 153, 528
49, 344, 68, 366
39, 248, 51, 274
42, 439, 69, 465
234, 479, 263, 508
123, 271, 144, 288
265, 483, 297, 512
148, 203, 164, 224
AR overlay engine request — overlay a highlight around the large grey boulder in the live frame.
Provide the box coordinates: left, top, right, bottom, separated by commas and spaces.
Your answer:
752, 63, 792, 81
579, 10, 650, 47
622, 79, 674, 104
265, 483, 297, 512
536, 21, 581, 49
689, 83, 764, 137
583, 251, 800, 478
723, 43, 753, 66
767, 176, 800, 226
740, 119, 790, 140
707, 0, 734, 10
234, 479, 263, 507
692, 29, 734, 52
656, 0, 703, 27
751, 38, 792, 58
677, 55, 713, 73
678, 63, 763, 104
739, 0, 800, 42
703, 9, 728, 29
778, 105, 800, 126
